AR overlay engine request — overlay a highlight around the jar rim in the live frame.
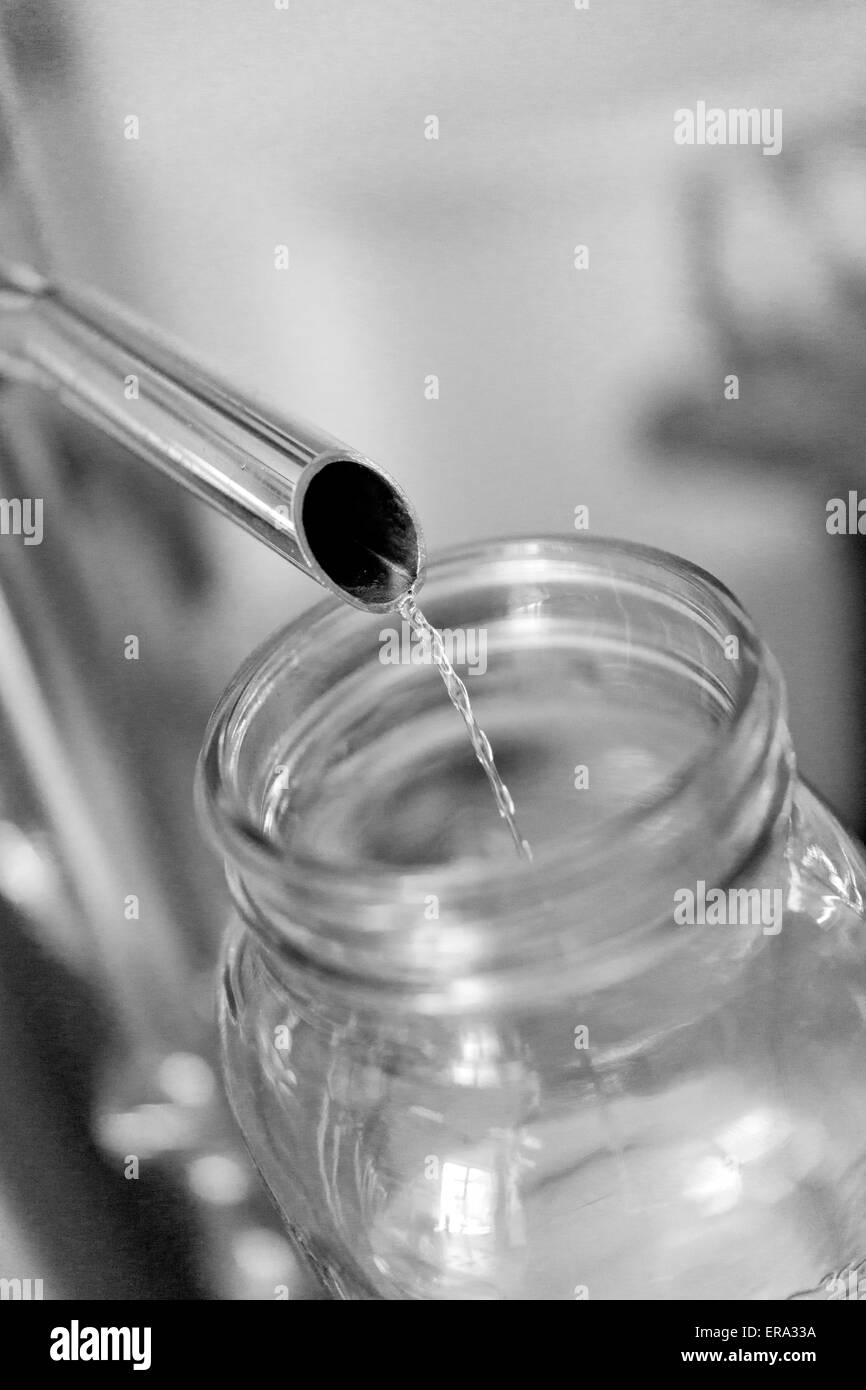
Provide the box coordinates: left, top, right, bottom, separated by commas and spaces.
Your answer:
196, 534, 786, 930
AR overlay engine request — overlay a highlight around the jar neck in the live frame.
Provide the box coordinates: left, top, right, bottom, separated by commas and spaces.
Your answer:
199, 537, 795, 1016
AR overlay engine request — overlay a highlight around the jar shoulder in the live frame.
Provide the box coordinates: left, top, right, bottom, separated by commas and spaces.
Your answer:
787, 781, 866, 938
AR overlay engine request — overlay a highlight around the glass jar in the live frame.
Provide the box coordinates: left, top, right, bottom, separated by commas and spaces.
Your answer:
197, 536, 866, 1301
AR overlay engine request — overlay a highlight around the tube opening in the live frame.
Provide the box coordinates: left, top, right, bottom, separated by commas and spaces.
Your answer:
298, 457, 422, 611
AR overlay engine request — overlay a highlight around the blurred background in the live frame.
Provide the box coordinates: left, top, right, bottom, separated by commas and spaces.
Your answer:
1, 0, 866, 1297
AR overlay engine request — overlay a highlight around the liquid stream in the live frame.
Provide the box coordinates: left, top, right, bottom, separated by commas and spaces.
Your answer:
397, 594, 532, 861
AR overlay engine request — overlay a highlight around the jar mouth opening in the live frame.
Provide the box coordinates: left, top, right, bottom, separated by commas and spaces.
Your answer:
196, 534, 784, 922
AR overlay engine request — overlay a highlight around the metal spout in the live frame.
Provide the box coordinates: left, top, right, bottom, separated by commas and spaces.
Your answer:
0, 259, 425, 612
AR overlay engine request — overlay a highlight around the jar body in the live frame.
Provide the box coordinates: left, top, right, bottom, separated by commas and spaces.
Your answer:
219, 780, 866, 1300
199, 538, 866, 1300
